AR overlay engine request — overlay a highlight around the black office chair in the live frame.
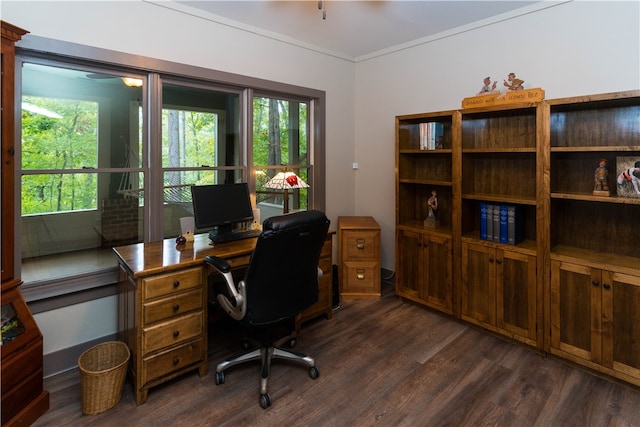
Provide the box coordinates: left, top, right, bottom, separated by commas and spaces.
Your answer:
204, 210, 330, 408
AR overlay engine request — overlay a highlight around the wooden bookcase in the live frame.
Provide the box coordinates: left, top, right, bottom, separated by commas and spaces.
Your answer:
395, 111, 459, 315
395, 89, 640, 387
547, 91, 640, 385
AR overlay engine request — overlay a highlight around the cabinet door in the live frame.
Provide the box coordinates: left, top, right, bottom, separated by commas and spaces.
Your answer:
497, 250, 536, 340
423, 234, 452, 313
550, 260, 602, 363
602, 272, 640, 379
462, 242, 496, 325
396, 230, 424, 299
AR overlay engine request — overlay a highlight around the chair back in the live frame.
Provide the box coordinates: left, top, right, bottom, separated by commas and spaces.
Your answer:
243, 210, 330, 326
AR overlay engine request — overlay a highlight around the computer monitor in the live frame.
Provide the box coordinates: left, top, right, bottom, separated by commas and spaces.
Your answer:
191, 183, 254, 239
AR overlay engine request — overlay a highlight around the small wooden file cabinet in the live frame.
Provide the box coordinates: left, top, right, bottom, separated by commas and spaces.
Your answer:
338, 216, 381, 297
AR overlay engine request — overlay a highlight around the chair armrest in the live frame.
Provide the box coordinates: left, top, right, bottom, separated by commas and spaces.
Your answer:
204, 255, 246, 320
204, 255, 231, 273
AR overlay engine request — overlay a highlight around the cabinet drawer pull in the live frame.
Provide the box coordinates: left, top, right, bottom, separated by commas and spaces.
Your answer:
357, 274, 365, 280
356, 239, 365, 250
173, 304, 180, 312
173, 330, 180, 338
173, 358, 180, 365
173, 280, 180, 288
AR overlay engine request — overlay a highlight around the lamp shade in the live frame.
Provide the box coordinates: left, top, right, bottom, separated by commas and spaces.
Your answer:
264, 171, 309, 190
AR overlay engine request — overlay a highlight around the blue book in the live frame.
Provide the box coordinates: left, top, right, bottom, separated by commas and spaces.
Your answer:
500, 205, 508, 244
480, 203, 488, 240
486, 204, 494, 241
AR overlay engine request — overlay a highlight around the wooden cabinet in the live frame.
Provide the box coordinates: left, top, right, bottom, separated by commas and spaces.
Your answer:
1, 21, 50, 426
462, 241, 537, 346
547, 91, 640, 385
338, 217, 381, 297
397, 229, 453, 314
551, 260, 640, 385
118, 264, 208, 406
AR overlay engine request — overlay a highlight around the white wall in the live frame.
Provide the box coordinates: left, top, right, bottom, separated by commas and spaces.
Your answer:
3, 0, 639, 361
354, 0, 640, 270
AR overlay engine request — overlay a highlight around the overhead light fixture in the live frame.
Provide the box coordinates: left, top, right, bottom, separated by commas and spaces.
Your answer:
264, 170, 309, 214
121, 77, 143, 87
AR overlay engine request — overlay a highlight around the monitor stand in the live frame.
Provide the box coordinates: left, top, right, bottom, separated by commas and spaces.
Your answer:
208, 224, 234, 242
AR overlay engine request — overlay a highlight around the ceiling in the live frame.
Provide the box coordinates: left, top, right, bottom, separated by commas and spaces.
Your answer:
168, 1, 542, 60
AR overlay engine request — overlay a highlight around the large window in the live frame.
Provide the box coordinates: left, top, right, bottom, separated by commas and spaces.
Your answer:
16, 47, 325, 301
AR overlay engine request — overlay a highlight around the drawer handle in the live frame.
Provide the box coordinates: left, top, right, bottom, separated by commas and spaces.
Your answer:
173, 330, 180, 338
173, 280, 180, 288
173, 358, 180, 365
357, 274, 365, 280
356, 239, 365, 250
173, 304, 180, 312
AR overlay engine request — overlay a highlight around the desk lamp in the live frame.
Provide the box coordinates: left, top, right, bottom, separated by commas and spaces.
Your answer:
264, 170, 309, 214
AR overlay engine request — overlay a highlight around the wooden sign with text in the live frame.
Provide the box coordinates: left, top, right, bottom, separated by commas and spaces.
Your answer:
462, 88, 545, 108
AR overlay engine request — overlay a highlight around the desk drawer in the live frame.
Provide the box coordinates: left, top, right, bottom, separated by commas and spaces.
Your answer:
143, 289, 203, 324
342, 230, 379, 260
142, 339, 204, 385
142, 267, 202, 300
142, 311, 203, 355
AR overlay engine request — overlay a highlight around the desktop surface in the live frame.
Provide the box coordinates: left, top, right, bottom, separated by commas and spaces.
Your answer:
113, 232, 258, 278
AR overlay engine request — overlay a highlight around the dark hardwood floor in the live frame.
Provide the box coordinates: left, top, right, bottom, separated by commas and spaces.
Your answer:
34, 281, 640, 426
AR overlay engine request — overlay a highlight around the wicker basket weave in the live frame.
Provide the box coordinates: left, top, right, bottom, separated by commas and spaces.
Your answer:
78, 341, 130, 415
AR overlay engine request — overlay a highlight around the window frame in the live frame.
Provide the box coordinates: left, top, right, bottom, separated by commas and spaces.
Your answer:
14, 36, 325, 310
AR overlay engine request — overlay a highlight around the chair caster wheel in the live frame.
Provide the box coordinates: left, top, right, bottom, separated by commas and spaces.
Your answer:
309, 366, 319, 379
215, 372, 225, 385
260, 393, 272, 409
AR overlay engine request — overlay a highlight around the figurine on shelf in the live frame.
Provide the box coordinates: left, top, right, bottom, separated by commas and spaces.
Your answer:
503, 72, 524, 91
424, 190, 440, 228
593, 158, 610, 196
477, 76, 497, 95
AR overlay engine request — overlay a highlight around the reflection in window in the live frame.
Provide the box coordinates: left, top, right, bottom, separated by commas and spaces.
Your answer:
20, 63, 143, 284
161, 83, 241, 238
253, 96, 309, 218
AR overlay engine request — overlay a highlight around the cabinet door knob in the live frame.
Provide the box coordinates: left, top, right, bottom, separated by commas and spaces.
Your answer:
173, 330, 180, 337
173, 304, 180, 311
173, 358, 180, 365
603, 283, 611, 290
173, 280, 180, 288
592, 280, 600, 287
496, 258, 502, 264
489, 257, 494, 263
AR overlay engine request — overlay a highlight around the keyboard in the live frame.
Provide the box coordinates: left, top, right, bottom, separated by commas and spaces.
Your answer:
209, 228, 262, 244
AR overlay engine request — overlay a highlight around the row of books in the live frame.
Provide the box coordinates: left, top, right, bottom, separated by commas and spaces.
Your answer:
480, 203, 525, 245
419, 122, 444, 150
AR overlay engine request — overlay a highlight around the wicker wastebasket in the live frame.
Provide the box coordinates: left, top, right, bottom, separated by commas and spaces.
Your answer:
78, 341, 130, 415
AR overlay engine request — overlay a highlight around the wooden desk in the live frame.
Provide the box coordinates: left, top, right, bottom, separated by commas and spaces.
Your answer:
113, 231, 334, 405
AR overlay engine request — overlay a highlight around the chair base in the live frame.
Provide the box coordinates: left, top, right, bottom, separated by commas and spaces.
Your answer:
215, 343, 319, 408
